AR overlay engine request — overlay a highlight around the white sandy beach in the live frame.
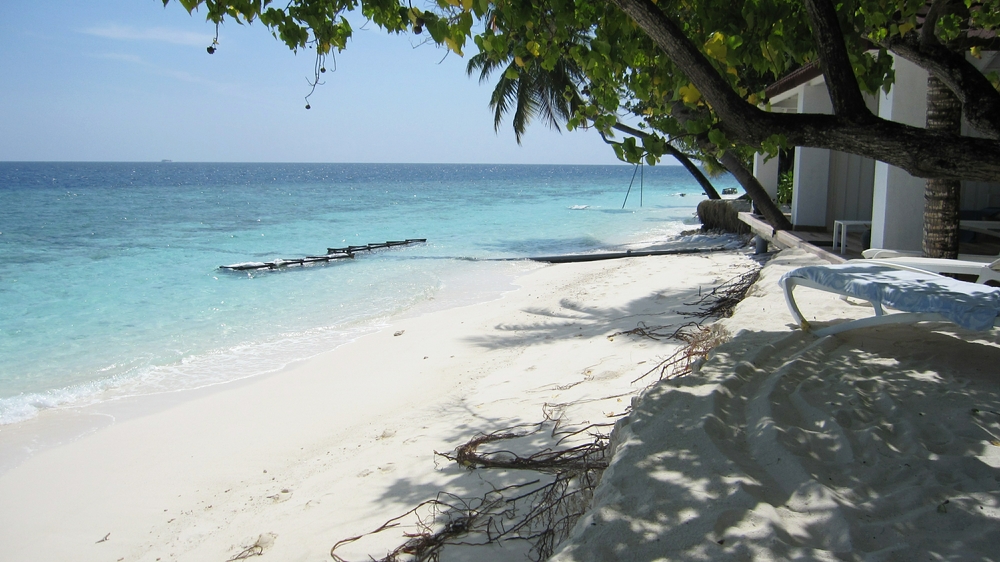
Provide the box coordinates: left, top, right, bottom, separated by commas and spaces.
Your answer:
0, 248, 754, 561
2, 246, 999, 561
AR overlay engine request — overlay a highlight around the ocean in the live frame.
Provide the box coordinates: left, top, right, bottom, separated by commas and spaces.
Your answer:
0, 162, 738, 426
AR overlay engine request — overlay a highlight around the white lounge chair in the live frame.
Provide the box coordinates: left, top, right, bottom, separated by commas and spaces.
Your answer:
779, 262, 1000, 336
862, 248, 998, 262
861, 253, 1000, 285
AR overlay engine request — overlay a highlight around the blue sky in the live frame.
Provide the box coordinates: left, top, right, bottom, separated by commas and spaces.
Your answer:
0, 1, 640, 164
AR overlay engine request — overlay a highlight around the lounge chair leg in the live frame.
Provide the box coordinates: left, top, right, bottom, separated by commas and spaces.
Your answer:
781, 280, 811, 331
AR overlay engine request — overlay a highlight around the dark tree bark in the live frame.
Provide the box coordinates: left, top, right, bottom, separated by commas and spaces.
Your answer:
611, 123, 721, 199
718, 150, 793, 231
662, 144, 722, 200
801, 0, 871, 119
923, 76, 963, 258
605, 0, 1000, 182
608, 123, 793, 229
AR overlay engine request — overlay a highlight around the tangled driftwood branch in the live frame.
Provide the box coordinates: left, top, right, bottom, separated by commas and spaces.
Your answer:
228, 533, 276, 561
609, 320, 681, 341
330, 422, 611, 562
681, 268, 760, 319
610, 266, 760, 343
437, 422, 611, 473
632, 323, 731, 383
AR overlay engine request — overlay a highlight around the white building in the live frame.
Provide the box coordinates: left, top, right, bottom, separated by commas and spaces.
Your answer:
752, 52, 1000, 252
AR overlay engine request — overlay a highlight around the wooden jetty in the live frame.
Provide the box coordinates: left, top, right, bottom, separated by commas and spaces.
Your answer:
220, 238, 426, 271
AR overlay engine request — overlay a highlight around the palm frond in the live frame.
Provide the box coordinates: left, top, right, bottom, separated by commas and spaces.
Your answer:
468, 53, 514, 85
512, 74, 540, 144
490, 72, 519, 133
472, 28, 591, 142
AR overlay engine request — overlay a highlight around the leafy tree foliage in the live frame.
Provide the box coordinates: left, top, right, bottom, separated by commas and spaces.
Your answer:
467, 25, 727, 200
165, 0, 1000, 186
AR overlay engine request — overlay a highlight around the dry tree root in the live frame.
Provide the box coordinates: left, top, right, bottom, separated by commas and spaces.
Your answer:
621, 267, 758, 383
609, 266, 760, 342
330, 422, 611, 562
330, 493, 473, 562
331, 475, 598, 562
609, 320, 677, 341
228, 545, 263, 561
680, 268, 760, 319
632, 323, 731, 383
439, 421, 612, 473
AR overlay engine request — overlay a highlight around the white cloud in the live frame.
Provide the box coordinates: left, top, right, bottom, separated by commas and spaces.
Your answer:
83, 24, 210, 47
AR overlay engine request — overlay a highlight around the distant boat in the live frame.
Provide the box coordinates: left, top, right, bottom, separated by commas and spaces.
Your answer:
161, 159, 173, 163
722, 187, 737, 195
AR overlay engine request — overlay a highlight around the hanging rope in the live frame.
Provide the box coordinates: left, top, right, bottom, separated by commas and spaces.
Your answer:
640, 161, 644, 207
622, 163, 640, 209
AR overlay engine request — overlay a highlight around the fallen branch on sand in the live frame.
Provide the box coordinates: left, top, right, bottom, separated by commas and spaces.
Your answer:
438, 421, 612, 473
609, 320, 685, 341
330, 422, 611, 562
680, 268, 760, 319
609, 267, 760, 344
614, 267, 758, 382
632, 323, 731, 383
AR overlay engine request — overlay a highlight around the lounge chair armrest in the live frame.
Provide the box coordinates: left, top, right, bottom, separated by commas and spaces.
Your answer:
844, 259, 948, 278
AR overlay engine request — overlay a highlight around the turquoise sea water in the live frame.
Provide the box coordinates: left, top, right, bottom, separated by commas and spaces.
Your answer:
0, 162, 737, 425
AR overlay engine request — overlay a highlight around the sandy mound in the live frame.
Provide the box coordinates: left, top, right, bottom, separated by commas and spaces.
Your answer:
554, 250, 1000, 561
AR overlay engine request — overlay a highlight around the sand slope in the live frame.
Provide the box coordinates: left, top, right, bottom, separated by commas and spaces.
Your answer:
554, 249, 1000, 561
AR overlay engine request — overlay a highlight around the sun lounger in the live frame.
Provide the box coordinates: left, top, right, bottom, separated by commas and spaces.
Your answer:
779, 262, 1000, 336
861, 254, 1000, 285
862, 248, 998, 263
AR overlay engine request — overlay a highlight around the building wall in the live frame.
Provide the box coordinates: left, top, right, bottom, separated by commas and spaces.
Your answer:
753, 53, 995, 244
753, 153, 779, 200
826, 151, 876, 224
758, 80, 878, 231
791, 79, 833, 227
870, 56, 928, 251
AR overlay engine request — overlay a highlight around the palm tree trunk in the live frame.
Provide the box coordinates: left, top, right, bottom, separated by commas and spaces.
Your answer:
923, 76, 962, 258
663, 144, 722, 199
610, 123, 721, 199
607, 122, 794, 231
719, 151, 793, 231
